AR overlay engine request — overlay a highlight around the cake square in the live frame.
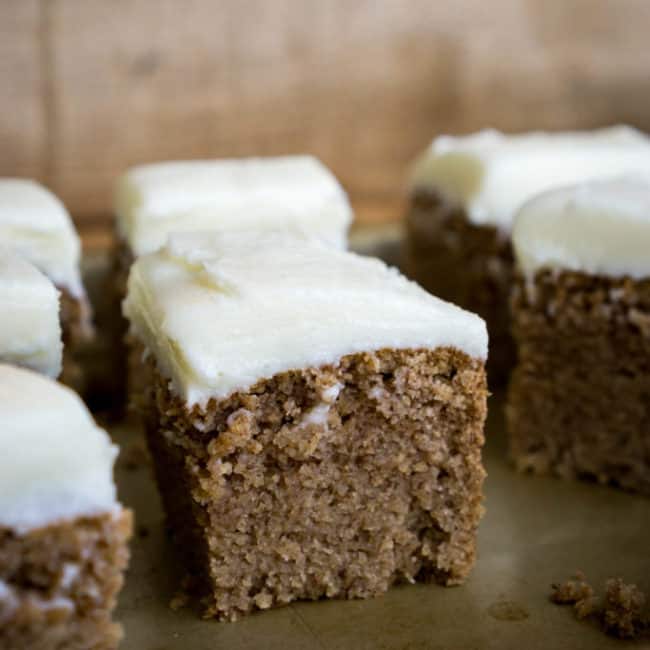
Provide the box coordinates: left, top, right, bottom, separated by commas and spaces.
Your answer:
507, 178, 650, 494
404, 126, 650, 384
124, 231, 488, 620
110, 155, 353, 405
0, 365, 132, 649
0, 250, 62, 378
0, 179, 93, 392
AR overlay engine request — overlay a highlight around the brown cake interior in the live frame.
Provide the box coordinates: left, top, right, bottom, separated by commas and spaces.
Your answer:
507, 269, 650, 494
93, 236, 135, 410
139, 346, 487, 621
405, 188, 514, 384
0, 510, 132, 650
59, 288, 94, 395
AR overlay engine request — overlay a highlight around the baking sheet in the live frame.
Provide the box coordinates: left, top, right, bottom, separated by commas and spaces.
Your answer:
98, 226, 650, 649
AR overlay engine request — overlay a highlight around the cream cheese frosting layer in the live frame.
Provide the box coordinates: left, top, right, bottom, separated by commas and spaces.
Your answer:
123, 231, 488, 406
0, 364, 119, 532
0, 250, 62, 378
114, 155, 353, 257
410, 126, 650, 233
513, 177, 650, 279
0, 179, 83, 297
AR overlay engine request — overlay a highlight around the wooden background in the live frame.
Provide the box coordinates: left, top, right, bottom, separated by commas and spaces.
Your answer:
2, 0, 650, 247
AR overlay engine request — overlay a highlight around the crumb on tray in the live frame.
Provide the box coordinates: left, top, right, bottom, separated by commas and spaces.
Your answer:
551, 572, 649, 639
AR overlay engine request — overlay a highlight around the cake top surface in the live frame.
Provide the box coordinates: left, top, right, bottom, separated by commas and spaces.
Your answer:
0, 178, 83, 297
0, 250, 62, 378
0, 364, 119, 532
114, 155, 353, 257
513, 177, 650, 279
124, 230, 488, 406
410, 125, 650, 233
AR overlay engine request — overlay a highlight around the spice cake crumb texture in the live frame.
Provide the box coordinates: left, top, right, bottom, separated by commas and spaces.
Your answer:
508, 178, 650, 494
405, 188, 514, 383
0, 365, 132, 649
404, 126, 650, 383
125, 231, 488, 620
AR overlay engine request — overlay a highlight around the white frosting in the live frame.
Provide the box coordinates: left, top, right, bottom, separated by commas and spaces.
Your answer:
123, 231, 487, 406
0, 580, 74, 618
59, 563, 80, 589
513, 177, 650, 279
299, 382, 343, 428
0, 365, 119, 532
0, 179, 83, 297
0, 250, 62, 378
114, 155, 353, 257
410, 126, 650, 233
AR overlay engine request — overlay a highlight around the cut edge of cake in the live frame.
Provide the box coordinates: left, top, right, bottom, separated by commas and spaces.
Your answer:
124, 230, 489, 620
0, 364, 132, 648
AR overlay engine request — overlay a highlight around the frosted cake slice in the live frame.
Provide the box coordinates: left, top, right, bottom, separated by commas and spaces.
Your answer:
507, 177, 650, 494
404, 125, 650, 383
0, 365, 132, 649
124, 230, 488, 620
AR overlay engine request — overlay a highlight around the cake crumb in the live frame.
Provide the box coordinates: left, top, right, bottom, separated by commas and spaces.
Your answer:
603, 578, 647, 639
253, 592, 273, 610
550, 570, 593, 607
551, 572, 649, 639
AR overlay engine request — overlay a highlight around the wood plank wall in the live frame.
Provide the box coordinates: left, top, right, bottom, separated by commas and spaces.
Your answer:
2, 0, 650, 245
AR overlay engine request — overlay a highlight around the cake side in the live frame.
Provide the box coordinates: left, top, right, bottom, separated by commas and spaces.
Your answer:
0, 511, 132, 650
507, 270, 650, 494
59, 288, 94, 394
0, 365, 132, 648
142, 346, 487, 621
405, 188, 514, 384
96, 235, 135, 409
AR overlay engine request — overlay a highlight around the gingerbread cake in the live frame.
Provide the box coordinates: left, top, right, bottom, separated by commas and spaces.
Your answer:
123, 230, 488, 621
111, 155, 353, 405
0, 364, 132, 649
0, 250, 62, 378
404, 126, 650, 383
507, 177, 650, 494
0, 179, 93, 392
